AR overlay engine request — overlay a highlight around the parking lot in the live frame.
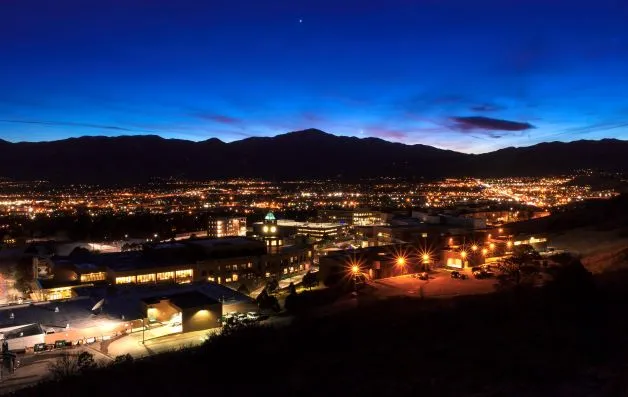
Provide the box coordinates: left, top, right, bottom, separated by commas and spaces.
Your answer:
371, 269, 499, 299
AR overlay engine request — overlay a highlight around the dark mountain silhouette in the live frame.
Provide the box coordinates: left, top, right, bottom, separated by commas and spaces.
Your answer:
0, 129, 626, 184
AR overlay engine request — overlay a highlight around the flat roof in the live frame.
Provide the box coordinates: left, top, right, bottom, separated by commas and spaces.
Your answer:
0, 282, 253, 330
254, 220, 344, 228
186, 237, 261, 249
143, 291, 220, 309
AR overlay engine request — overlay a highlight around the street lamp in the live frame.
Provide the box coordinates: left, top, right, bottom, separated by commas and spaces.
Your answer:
489, 243, 495, 251
482, 248, 488, 256
350, 264, 360, 295
471, 244, 478, 252
422, 253, 430, 271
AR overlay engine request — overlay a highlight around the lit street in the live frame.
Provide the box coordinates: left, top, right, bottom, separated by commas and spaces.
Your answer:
371, 270, 498, 299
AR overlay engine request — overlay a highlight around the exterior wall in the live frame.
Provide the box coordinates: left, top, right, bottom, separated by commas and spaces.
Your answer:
182, 304, 221, 333
6, 333, 45, 351
145, 300, 180, 323
208, 217, 247, 238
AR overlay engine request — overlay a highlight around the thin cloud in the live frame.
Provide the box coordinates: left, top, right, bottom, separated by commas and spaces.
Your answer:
194, 113, 242, 125
450, 116, 535, 132
0, 119, 154, 133
470, 103, 503, 112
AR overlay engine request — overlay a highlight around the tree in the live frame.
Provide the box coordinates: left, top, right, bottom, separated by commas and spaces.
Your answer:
265, 278, 279, 293
77, 351, 96, 372
256, 288, 281, 312
497, 251, 540, 289
288, 282, 297, 295
302, 271, 319, 290
113, 354, 134, 365
48, 353, 80, 380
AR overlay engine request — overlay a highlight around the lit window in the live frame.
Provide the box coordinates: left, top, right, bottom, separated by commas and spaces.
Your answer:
175, 269, 193, 283
156, 271, 175, 282
80, 272, 106, 283
232, 274, 239, 281
115, 276, 136, 284
270, 226, 277, 233
137, 274, 156, 284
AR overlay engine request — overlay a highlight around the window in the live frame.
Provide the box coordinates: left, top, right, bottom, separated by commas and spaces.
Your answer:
156, 271, 175, 282
232, 273, 239, 282
116, 276, 136, 284
175, 269, 193, 283
247, 262, 253, 268
80, 272, 106, 283
208, 276, 215, 282
137, 274, 156, 284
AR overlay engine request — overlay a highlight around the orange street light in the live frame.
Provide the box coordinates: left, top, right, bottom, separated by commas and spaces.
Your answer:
482, 248, 488, 256
351, 265, 360, 275
422, 254, 430, 263
489, 243, 495, 250
499, 228, 504, 234
460, 251, 467, 259
396, 256, 406, 266
471, 244, 478, 252
507, 241, 513, 248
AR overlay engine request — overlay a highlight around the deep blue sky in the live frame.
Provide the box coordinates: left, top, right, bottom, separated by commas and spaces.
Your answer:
2, 0, 628, 153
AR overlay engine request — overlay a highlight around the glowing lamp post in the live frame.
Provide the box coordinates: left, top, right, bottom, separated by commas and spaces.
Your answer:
350, 264, 360, 295
396, 256, 406, 274
422, 254, 430, 271
471, 244, 478, 252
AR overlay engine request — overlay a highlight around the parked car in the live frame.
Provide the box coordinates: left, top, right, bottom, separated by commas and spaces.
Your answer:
246, 312, 262, 322
451, 271, 468, 280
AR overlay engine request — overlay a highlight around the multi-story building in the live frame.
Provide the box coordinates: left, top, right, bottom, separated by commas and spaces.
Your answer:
252, 212, 347, 242
208, 216, 247, 238
317, 208, 386, 226
47, 236, 313, 294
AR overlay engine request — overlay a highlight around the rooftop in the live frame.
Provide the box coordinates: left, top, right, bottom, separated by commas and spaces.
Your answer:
143, 291, 220, 309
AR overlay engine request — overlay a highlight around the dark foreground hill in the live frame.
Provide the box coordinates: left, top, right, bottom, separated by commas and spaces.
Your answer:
13, 266, 628, 397
0, 130, 626, 184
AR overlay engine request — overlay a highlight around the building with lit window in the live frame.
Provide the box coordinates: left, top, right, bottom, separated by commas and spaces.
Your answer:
208, 217, 247, 238
253, 212, 347, 242
318, 244, 415, 284
318, 209, 386, 226
0, 282, 256, 352
48, 236, 312, 291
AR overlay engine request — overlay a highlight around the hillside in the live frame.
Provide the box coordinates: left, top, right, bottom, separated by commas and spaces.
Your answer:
0, 131, 627, 184
12, 267, 628, 397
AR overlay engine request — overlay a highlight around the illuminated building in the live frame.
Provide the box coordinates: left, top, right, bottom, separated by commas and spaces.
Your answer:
260, 211, 282, 250
207, 216, 246, 238
317, 208, 385, 226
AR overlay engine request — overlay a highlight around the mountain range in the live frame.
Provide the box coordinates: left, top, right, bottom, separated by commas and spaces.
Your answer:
0, 129, 627, 184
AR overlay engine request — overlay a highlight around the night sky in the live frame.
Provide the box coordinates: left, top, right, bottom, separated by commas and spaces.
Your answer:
2, 0, 628, 153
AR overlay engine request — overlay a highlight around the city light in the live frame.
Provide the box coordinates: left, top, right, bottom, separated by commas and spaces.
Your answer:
396, 256, 406, 266
471, 244, 478, 252
422, 254, 430, 263
460, 251, 467, 259
482, 248, 488, 256
351, 264, 359, 275
489, 243, 495, 250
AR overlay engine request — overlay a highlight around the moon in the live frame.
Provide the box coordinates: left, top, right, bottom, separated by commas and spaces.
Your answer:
299, 19, 303, 23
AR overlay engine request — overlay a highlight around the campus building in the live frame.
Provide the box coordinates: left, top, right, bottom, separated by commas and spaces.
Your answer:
207, 217, 247, 238
40, 236, 312, 300
252, 212, 347, 242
